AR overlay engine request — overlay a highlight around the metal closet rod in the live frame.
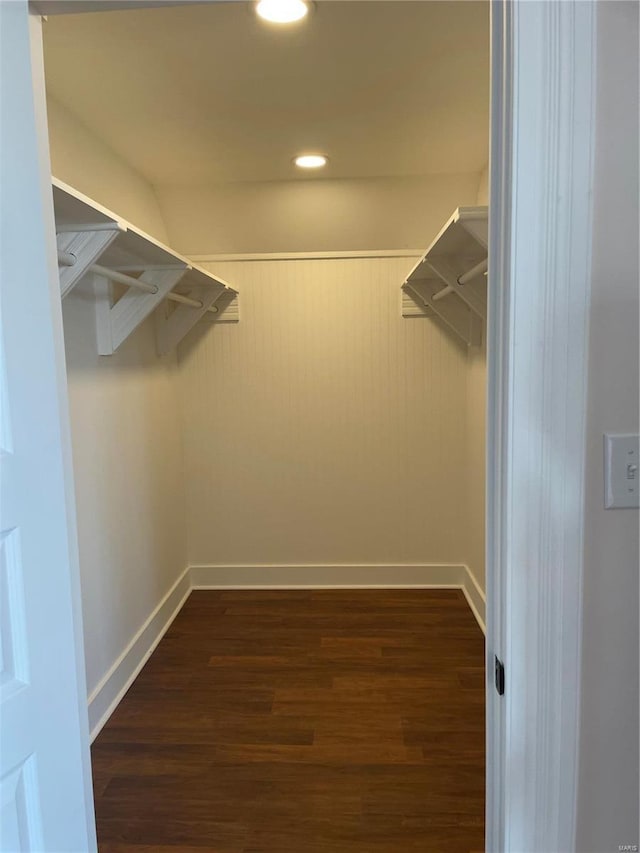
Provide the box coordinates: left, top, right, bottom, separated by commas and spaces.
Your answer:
57, 252, 219, 314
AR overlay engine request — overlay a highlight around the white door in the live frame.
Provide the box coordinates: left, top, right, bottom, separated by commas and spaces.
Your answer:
0, 4, 97, 851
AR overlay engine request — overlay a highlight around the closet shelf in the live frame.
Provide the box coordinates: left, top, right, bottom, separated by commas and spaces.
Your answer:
402, 205, 488, 346
52, 177, 239, 356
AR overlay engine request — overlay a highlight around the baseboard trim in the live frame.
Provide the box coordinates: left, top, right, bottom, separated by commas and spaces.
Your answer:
190, 562, 467, 590
190, 563, 486, 634
87, 566, 191, 741
461, 566, 486, 634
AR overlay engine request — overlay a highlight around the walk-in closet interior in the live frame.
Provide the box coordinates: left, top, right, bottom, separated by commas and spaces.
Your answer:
43, 2, 490, 849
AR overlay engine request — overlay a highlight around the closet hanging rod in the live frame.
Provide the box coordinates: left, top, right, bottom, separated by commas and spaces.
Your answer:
432, 285, 454, 302
57, 252, 220, 313
170, 294, 218, 313
90, 264, 219, 313
167, 291, 205, 310
91, 262, 160, 294
56, 222, 124, 234
58, 253, 169, 294
457, 257, 488, 286
58, 250, 77, 267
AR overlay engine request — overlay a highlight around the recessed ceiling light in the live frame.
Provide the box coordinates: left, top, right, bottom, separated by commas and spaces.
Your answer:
294, 154, 328, 169
256, 0, 309, 24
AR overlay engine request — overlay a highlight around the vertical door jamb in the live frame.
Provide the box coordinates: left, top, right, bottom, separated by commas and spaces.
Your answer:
486, 1, 597, 850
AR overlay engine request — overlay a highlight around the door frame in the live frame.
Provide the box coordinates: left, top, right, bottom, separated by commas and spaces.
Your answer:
8, 0, 599, 849
486, 1, 597, 850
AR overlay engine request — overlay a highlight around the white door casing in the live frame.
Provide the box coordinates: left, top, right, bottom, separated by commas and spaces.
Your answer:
485, 1, 511, 848
486, 1, 597, 850
0, 4, 96, 851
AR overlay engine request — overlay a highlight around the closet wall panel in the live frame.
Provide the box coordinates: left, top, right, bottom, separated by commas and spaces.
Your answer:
178, 257, 469, 570
62, 290, 187, 703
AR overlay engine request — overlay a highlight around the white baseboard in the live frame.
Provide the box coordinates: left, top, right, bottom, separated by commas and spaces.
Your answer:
190, 562, 486, 634
87, 566, 191, 741
89, 562, 486, 739
461, 565, 486, 634
190, 562, 467, 590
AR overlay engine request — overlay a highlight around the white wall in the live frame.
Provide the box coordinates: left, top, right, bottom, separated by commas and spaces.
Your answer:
178, 256, 470, 569
47, 95, 169, 241
576, 3, 639, 849
62, 285, 186, 700
156, 173, 480, 255
476, 164, 489, 206
47, 94, 188, 707
167, 170, 489, 585
465, 336, 486, 591
463, 168, 489, 593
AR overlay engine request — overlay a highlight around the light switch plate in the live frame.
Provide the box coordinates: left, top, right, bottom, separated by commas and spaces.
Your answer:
604, 433, 640, 509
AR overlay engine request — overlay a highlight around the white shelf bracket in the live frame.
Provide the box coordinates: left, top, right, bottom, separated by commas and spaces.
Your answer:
401, 285, 434, 318
405, 279, 481, 347
56, 225, 123, 298
459, 216, 488, 248
400, 205, 487, 345
155, 282, 226, 355
425, 256, 487, 319
94, 267, 187, 355
206, 289, 240, 323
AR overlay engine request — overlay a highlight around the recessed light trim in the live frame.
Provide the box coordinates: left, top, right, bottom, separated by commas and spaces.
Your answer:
294, 154, 328, 169
256, 0, 309, 24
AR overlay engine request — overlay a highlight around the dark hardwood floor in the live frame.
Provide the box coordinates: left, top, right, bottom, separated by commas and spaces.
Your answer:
91, 589, 485, 852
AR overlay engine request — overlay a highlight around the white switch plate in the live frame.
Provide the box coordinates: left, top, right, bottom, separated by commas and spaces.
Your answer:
604, 433, 640, 509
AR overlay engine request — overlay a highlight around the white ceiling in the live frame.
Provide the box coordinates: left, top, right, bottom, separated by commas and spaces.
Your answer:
43, 1, 489, 186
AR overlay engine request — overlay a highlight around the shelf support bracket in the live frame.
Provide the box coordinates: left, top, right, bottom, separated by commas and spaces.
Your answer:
94, 267, 187, 355
425, 257, 487, 320
155, 282, 226, 355
425, 256, 487, 319
205, 289, 240, 324
405, 280, 482, 347
401, 285, 433, 318
56, 225, 123, 298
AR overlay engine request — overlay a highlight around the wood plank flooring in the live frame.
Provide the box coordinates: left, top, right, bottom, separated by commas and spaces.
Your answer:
91, 589, 485, 852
